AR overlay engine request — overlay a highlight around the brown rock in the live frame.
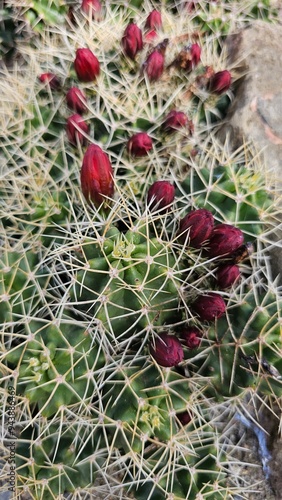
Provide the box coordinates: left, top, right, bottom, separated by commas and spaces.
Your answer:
218, 21, 282, 285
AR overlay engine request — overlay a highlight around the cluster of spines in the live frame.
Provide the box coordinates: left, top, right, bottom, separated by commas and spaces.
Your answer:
1, 1, 282, 499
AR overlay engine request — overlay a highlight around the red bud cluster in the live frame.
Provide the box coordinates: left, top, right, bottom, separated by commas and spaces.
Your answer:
74, 48, 100, 82
162, 110, 194, 135
147, 181, 175, 213
38, 73, 61, 90
80, 144, 114, 208
66, 114, 89, 146
121, 23, 143, 60
127, 132, 153, 157
145, 10, 162, 31
178, 209, 214, 248
192, 293, 226, 321
66, 87, 87, 114
209, 70, 231, 94
150, 333, 184, 367
143, 50, 165, 82
81, 0, 102, 20
216, 263, 241, 289
208, 224, 244, 258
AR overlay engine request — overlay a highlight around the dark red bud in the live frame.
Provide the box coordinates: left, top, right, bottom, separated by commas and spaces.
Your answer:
162, 109, 194, 135
80, 144, 114, 208
147, 181, 175, 212
191, 293, 226, 321
81, 0, 102, 20
127, 132, 153, 157
74, 48, 100, 82
121, 23, 143, 60
176, 410, 193, 425
66, 114, 89, 146
208, 224, 244, 258
209, 70, 231, 94
38, 73, 61, 90
179, 326, 203, 349
216, 264, 241, 289
150, 333, 184, 367
145, 10, 162, 31
143, 50, 164, 82
66, 87, 87, 114
178, 209, 214, 248
144, 29, 158, 44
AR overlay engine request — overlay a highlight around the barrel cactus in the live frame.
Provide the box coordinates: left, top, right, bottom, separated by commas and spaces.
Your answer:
1, 1, 282, 499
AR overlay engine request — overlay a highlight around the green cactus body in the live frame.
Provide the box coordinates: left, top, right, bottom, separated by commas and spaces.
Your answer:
71, 225, 181, 340
16, 426, 97, 500
0, 249, 48, 324
180, 163, 272, 238
8, 320, 104, 418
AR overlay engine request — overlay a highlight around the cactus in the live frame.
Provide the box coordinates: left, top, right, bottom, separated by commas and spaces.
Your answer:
1, 1, 282, 499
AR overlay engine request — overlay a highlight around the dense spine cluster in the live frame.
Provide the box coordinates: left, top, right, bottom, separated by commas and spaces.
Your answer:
1, 1, 282, 499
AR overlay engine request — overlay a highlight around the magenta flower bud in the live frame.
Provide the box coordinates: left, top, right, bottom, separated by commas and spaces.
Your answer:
191, 293, 226, 322
144, 29, 158, 44
66, 87, 87, 114
81, 0, 102, 20
188, 43, 201, 71
209, 70, 231, 94
150, 333, 184, 367
162, 110, 194, 135
216, 264, 241, 289
74, 48, 100, 82
208, 224, 244, 258
66, 114, 89, 146
38, 72, 61, 90
127, 132, 153, 157
178, 209, 214, 248
147, 181, 175, 212
143, 50, 165, 82
121, 23, 143, 60
179, 326, 203, 350
145, 10, 162, 31
80, 144, 114, 208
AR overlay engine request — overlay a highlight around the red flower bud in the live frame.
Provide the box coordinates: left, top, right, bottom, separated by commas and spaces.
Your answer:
38, 73, 61, 90
191, 293, 226, 321
216, 264, 241, 289
145, 10, 162, 31
74, 48, 100, 82
209, 70, 231, 94
121, 23, 143, 60
66, 114, 89, 146
162, 109, 194, 135
147, 181, 175, 212
150, 333, 184, 367
80, 144, 114, 208
179, 326, 203, 349
144, 29, 158, 44
127, 132, 153, 157
208, 224, 244, 258
143, 50, 164, 82
178, 209, 214, 248
66, 87, 87, 114
81, 0, 102, 20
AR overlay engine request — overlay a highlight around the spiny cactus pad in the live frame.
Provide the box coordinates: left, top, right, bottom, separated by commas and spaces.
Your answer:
1, 0, 282, 498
